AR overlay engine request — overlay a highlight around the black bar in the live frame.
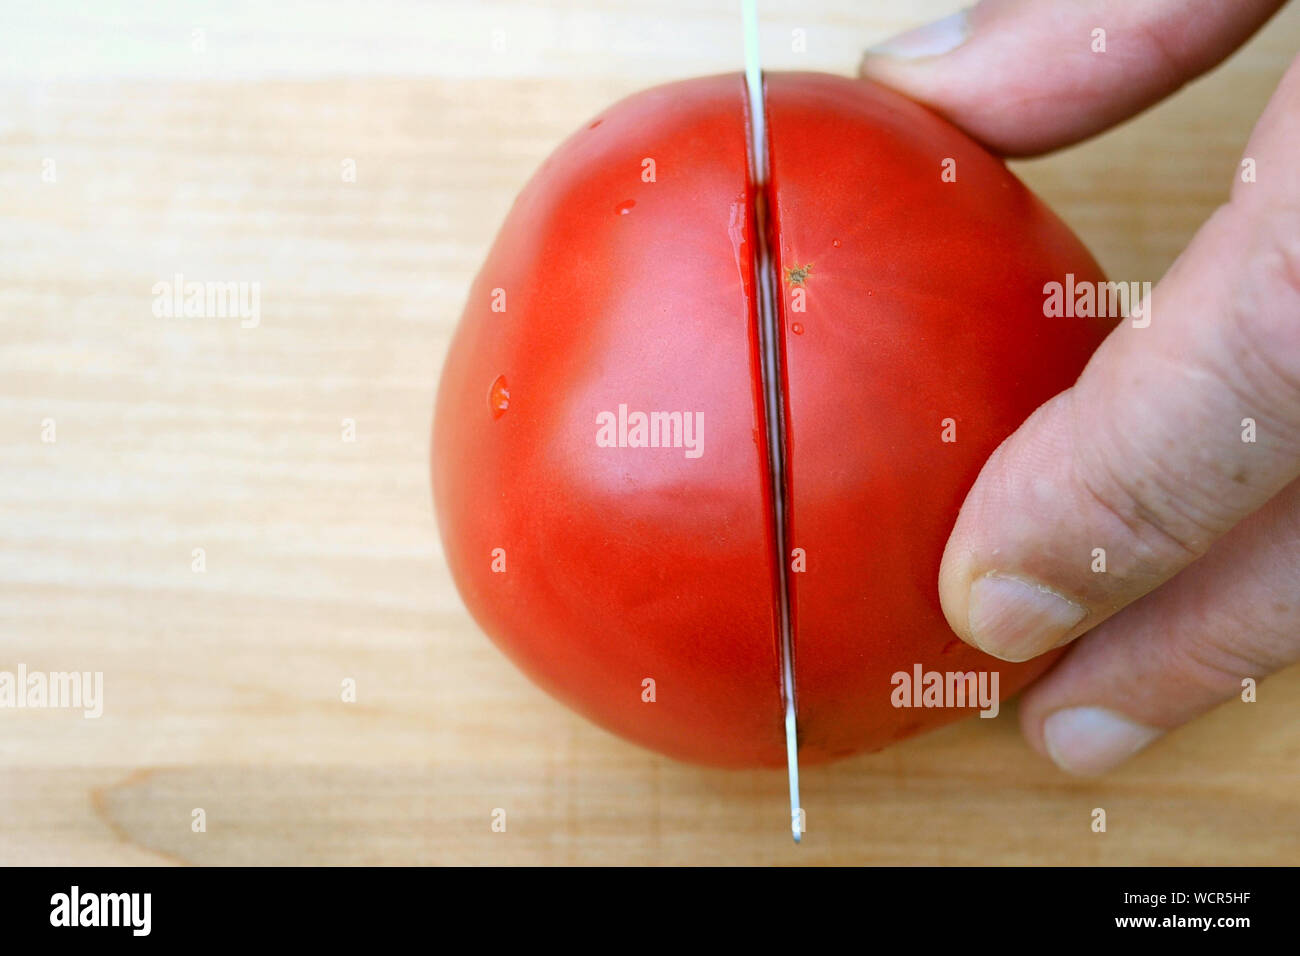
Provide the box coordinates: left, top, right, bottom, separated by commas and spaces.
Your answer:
1, 866, 1291, 942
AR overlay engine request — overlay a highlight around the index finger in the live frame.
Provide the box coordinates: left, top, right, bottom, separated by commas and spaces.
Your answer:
859, 0, 1287, 156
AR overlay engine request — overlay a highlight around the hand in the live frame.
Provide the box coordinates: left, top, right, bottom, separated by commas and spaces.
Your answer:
861, 0, 1300, 774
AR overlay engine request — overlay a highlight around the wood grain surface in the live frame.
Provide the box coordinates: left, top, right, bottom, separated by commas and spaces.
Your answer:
1, 1, 1297, 865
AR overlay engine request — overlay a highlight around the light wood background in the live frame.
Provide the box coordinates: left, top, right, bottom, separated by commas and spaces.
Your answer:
2, 1, 1297, 866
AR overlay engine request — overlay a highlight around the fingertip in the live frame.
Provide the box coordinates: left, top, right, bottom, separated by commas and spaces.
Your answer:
936, 539, 975, 645
1040, 706, 1163, 776
1016, 690, 1051, 761
859, 9, 972, 66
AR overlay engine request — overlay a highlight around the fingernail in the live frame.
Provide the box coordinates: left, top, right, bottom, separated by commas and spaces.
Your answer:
1043, 707, 1163, 776
967, 572, 1086, 661
863, 10, 971, 60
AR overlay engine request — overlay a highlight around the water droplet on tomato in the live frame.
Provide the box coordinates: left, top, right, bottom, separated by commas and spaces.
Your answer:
615, 199, 635, 215
832, 238, 841, 248
791, 322, 804, 335
488, 375, 510, 419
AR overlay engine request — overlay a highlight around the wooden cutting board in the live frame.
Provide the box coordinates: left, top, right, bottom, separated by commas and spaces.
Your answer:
1, 0, 1296, 865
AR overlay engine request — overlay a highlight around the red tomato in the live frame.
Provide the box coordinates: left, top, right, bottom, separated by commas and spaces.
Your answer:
433, 72, 1113, 767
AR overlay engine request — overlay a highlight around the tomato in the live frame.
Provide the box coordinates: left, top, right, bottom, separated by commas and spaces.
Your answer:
433, 72, 1113, 767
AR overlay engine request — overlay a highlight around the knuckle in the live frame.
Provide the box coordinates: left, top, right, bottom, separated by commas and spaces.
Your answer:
1076, 461, 1206, 564
1131, 14, 1194, 90
1173, 625, 1289, 698
1066, 396, 1220, 575
1229, 213, 1300, 412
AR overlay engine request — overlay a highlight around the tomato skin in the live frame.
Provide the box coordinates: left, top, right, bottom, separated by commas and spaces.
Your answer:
434, 75, 788, 767
434, 72, 1114, 767
766, 73, 1113, 763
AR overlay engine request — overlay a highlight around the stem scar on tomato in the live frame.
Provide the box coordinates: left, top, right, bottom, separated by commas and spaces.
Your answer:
784, 263, 813, 286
